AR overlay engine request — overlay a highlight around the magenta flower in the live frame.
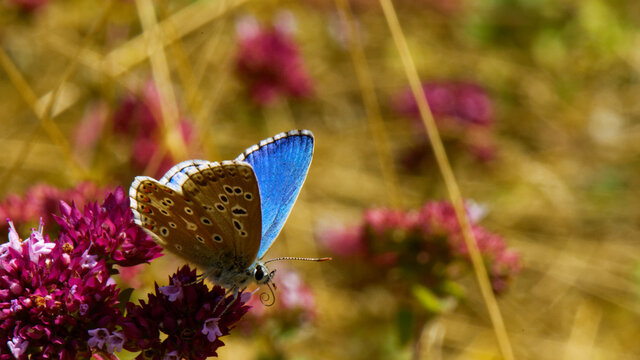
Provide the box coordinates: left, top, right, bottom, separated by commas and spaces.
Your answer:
111, 82, 195, 177
394, 82, 493, 127
321, 201, 520, 294
317, 225, 366, 258
0, 190, 249, 359
394, 81, 497, 164
74, 101, 109, 160
121, 266, 250, 360
201, 318, 223, 342
0, 222, 122, 359
87, 328, 110, 350
112, 83, 162, 136
0, 182, 109, 233
55, 186, 163, 270
235, 16, 313, 106
278, 271, 315, 321
5, 0, 49, 12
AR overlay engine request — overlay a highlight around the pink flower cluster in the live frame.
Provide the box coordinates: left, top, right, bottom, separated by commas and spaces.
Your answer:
0, 182, 109, 233
121, 266, 250, 360
0, 189, 249, 359
321, 201, 520, 294
393, 82, 496, 163
0, 221, 122, 359
55, 187, 163, 269
235, 17, 313, 106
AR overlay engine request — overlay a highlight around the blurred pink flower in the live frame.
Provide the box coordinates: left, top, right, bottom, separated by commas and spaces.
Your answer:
394, 81, 497, 163
6, 0, 49, 12
235, 16, 313, 106
394, 82, 493, 127
278, 271, 315, 318
321, 201, 520, 294
111, 82, 195, 177
112, 83, 161, 136
0, 182, 110, 232
320, 225, 366, 257
246, 267, 316, 324
365, 208, 419, 234
74, 102, 109, 159
114, 263, 144, 289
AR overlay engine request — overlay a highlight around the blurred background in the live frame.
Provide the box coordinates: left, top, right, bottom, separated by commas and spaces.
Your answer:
1, 0, 640, 359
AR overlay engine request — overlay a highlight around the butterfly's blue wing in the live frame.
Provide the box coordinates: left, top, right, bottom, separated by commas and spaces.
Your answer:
235, 129, 314, 259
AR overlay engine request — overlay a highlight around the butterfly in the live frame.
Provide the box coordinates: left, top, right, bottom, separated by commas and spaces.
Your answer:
128, 130, 321, 295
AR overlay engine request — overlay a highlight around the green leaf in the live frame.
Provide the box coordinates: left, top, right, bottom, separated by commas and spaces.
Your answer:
441, 280, 466, 299
412, 285, 443, 315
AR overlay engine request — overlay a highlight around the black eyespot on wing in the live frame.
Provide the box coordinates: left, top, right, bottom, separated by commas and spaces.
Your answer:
233, 220, 242, 230
232, 208, 247, 215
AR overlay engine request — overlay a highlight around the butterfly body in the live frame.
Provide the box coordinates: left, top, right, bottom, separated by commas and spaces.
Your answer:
129, 130, 314, 292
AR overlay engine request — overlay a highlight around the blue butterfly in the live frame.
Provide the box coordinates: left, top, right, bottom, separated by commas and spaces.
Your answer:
129, 130, 316, 294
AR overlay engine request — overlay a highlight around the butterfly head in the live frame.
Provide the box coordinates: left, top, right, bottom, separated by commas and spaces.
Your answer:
250, 262, 275, 285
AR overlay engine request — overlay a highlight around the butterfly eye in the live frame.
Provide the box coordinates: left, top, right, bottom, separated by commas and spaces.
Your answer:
254, 266, 265, 282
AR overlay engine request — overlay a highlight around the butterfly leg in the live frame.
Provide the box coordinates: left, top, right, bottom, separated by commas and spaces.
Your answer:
184, 272, 206, 286
218, 286, 247, 316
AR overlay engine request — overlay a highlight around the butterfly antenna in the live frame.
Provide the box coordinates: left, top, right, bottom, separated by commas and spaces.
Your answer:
263, 256, 332, 265
260, 282, 277, 307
